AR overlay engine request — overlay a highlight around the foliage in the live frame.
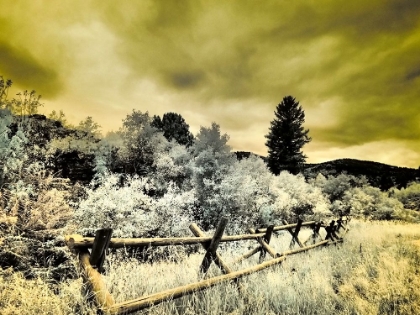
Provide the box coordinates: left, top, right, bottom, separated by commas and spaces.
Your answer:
269, 172, 331, 222
188, 122, 235, 228
391, 181, 420, 210
332, 185, 403, 219
48, 110, 71, 128
207, 155, 273, 232
265, 96, 311, 175
115, 110, 168, 175
312, 173, 368, 203
74, 173, 195, 238
1, 162, 73, 234
151, 112, 194, 147
152, 140, 193, 193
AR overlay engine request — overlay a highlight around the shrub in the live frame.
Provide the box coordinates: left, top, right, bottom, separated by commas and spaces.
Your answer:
391, 182, 420, 210
74, 173, 195, 238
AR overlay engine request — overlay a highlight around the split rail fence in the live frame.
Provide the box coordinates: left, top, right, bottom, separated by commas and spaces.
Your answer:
65, 217, 349, 314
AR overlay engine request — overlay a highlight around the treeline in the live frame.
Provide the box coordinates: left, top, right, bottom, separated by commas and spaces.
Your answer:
1, 76, 420, 241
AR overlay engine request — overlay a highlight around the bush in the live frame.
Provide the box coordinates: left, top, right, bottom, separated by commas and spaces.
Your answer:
391, 182, 420, 211
74, 173, 195, 238
333, 185, 403, 220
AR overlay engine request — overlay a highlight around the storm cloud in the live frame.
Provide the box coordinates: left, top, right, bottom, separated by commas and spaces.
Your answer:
1, 0, 419, 167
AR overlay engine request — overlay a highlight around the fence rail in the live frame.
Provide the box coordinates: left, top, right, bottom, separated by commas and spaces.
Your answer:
65, 217, 350, 314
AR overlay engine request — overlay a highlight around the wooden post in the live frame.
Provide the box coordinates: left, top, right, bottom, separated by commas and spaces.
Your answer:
325, 220, 339, 241
90, 228, 113, 273
282, 219, 304, 249
336, 217, 344, 232
79, 248, 115, 310
249, 228, 278, 258
304, 222, 322, 245
189, 219, 232, 275
259, 225, 274, 262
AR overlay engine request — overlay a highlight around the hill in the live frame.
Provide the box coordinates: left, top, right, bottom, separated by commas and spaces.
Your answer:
234, 151, 419, 190
304, 158, 419, 190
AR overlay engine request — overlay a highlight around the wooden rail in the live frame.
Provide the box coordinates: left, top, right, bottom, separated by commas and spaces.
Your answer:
65, 233, 267, 249
65, 217, 350, 314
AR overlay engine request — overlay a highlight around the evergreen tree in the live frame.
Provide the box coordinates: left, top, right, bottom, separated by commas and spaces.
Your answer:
265, 96, 311, 175
151, 112, 194, 147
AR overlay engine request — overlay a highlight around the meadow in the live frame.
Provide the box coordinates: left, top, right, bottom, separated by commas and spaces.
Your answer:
2, 220, 420, 315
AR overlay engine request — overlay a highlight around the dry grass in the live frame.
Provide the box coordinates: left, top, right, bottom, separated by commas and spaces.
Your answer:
2, 220, 420, 314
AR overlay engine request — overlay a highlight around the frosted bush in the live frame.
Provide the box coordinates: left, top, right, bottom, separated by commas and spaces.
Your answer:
313, 173, 368, 202
391, 182, 420, 210
270, 172, 331, 221
74, 173, 195, 237
2, 162, 73, 233
74, 174, 155, 237
153, 184, 195, 237
339, 185, 403, 219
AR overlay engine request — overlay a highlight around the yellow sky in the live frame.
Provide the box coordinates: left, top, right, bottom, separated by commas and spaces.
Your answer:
1, 0, 420, 168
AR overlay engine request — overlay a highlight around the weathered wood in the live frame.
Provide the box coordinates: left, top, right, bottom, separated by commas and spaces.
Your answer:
260, 225, 274, 262
199, 218, 228, 274
78, 248, 115, 310
290, 218, 304, 248
233, 246, 261, 264
107, 255, 288, 315
189, 222, 232, 274
249, 228, 278, 258
107, 239, 332, 315
256, 220, 316, 233
90, 228, 112, 273
64, 232, 267, 249
282, 220, 304, 248
280, 240, 329, 257
304, 222, 322, 245
325, 221, 339, 240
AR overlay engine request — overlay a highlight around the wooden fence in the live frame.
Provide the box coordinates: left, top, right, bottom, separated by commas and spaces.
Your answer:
65, 217, 349, 314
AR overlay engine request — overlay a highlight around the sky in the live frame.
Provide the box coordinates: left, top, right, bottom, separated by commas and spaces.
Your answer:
1, 0, 420, 168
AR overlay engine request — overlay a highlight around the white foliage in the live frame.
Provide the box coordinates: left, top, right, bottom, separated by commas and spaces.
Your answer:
74, 174, 195, 237
340, 185, 403, 219
270, 172, 331, 220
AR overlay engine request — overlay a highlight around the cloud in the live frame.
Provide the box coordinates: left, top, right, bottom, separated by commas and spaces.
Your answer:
0, 0, 419, 167
0, 41, 62, 97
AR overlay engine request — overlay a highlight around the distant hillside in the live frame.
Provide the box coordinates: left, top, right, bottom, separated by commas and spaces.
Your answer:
304, 158, 420, 190
234, 152, 419, 190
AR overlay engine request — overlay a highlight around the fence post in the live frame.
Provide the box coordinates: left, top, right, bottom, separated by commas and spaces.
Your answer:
201, 218, 228, 274
283, 219, 304, 249
90, 228, 113, 273
249, 228, 278, 258
190, 218, 232, 275
259, 225, 274, 262
325, 220, 339, 241
304, 222, 322, 245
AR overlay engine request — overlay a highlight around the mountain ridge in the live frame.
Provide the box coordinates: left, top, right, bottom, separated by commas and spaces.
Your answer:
234, 151, 420, 190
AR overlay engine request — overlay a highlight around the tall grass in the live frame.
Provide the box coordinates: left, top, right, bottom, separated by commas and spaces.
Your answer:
2, 220, 420, 314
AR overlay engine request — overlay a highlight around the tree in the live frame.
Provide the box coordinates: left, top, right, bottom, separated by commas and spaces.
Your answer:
265, 96, 311, 175
151, 112, 194, 147
188, 122, 235, 228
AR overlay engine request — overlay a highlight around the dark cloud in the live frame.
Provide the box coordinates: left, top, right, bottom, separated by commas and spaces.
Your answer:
0, 42, 62, 97
1, 0, 420, 166
167, 70, 205, 89
405, 67, 420, 82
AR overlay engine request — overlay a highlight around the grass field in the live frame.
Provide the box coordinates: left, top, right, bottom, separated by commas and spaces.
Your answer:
1, 220, 420, 315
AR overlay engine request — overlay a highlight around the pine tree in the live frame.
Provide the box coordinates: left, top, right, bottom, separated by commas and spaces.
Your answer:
265, 96, 311, 175
151, 112, 194, 147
